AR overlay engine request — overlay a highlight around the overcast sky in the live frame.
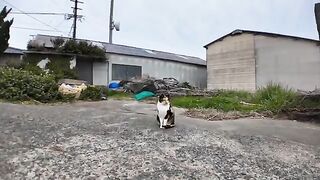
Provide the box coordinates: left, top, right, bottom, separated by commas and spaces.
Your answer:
1, 0, 319, 59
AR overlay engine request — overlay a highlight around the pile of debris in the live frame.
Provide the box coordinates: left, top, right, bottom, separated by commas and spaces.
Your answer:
285, 89, 320, 122
122, 77, 214, 97
58, 79, 88, 98
297, 89, 320, 100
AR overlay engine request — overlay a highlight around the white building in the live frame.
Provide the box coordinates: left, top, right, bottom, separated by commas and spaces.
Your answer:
32, 35, 207, 88
205, 29, 320, 91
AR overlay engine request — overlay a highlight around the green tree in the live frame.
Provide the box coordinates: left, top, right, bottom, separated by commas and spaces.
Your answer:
0, 6, 13, 56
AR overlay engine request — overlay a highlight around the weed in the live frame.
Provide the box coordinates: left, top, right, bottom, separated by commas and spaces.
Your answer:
172, 83, 303, 115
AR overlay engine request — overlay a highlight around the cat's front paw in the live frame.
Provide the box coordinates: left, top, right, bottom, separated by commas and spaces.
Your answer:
160, 126, 164, 129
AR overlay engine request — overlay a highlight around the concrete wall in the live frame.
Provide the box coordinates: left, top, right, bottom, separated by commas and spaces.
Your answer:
255, 35, 320, 91
106, 54, 207, 88
206, 34, 256, 91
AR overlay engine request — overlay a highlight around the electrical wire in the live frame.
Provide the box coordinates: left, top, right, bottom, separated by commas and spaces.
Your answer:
11, 12, 68, 16
55, 19, 67, 28
12, 26, 68, 33
1, 0, 63, 32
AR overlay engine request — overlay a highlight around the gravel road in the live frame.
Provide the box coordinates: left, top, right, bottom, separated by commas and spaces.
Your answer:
0, 100, 319, 179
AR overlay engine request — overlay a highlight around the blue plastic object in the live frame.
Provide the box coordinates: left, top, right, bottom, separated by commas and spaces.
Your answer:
109, 82, 120, 89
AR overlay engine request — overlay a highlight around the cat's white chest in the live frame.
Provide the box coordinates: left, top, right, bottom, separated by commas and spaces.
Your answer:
157, 102, 170, 120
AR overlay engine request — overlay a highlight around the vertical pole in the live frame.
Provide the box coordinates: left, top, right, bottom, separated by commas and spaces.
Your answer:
315, 3, 320, 40
73, 0, 78, 39
109, 0, 114, 44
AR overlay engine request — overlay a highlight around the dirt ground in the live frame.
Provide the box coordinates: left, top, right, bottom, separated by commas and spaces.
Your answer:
0, 100, 320, 179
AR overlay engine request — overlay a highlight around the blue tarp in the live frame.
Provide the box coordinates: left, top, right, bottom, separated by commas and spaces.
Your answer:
109, 81, 121, 89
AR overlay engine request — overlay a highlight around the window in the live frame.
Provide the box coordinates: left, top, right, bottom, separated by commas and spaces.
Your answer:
112, 64, 142, 80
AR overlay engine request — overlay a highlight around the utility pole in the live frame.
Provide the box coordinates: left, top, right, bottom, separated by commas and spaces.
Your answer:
71, 0, 83, 39
109, 0, 120, 44
315, 3, 320, 40
109, 0, 114, 43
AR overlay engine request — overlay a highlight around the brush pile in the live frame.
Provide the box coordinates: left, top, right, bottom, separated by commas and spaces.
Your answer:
121, 77, 214, 96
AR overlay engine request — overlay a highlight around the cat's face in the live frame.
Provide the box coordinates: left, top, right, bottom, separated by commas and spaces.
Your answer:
158, 94, 170, 103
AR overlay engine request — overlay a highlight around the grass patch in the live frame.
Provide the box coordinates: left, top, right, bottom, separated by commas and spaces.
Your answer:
253, 83, 298, 113
172, 83, 305, 115
107, 90, 132, 100
172, 90, 257, 113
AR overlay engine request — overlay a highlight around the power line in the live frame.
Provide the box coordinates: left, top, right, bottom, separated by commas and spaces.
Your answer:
12, 26, 68, 33
11, 12, 67, 16
55, 19, 67, 27
11, 11, 82, 21
1, 0, 63, 32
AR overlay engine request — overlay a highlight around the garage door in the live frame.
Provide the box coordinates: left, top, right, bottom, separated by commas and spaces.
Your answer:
76, 59, 93, 84
112, 64, 142, 80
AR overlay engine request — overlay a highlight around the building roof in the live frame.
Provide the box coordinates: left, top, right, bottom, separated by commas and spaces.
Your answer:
32, 34, 206, 66
4, 47, 24, 55
204, 29, 319, 49
102, 43, 206, 66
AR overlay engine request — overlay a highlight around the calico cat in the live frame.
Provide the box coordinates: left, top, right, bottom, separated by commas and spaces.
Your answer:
156, 94, 175, 129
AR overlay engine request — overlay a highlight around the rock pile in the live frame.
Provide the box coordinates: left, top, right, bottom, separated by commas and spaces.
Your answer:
298, 89, 320, 100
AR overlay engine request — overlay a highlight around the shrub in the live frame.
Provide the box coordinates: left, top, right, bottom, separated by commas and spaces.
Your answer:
20, 64, 45, 75
45, 58, 77, 80
27, 40, 46, 51
58, 93, 76, 102
59, 40, 106, 57
253, 83, 298, 113
297, 98, 320, 109
79, 86, 108, 101
51, 37, 65, 49
0, 67, 60, 102
20, 54, 78, 80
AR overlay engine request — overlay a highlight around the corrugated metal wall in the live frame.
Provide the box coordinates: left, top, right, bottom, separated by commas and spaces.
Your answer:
0, 54, 22, 66
206, 34, 256, 91
255, 35, 320, 91
106, 54, 207, 88
76, 59, 93, 84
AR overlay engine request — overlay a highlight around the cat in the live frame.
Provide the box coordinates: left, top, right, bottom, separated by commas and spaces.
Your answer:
156, 94, 175, 129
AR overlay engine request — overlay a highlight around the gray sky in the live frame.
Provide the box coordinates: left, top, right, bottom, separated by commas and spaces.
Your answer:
2, 0, 319, 59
